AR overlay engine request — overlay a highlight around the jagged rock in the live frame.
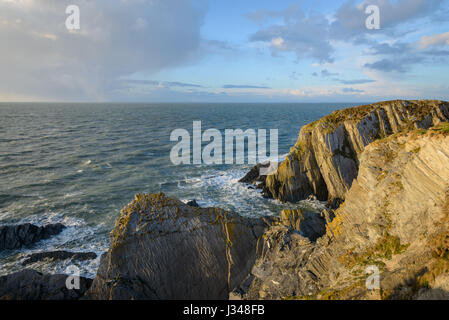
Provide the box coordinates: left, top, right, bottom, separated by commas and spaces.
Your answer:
320, 208, 335, 225
243, 225, 318, 299
86, 193, 268, 300
0, 223, 66, 251
0, 269, 92, 300
327, 198, 344, 210
260, 100, 449, 203
186, 199, 199, 207
238, 163, 270, 184
242, 125, 449, 299
280, 209, 326, 241
22, 250, 97, 266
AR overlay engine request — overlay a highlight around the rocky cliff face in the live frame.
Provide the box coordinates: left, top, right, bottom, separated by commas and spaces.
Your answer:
264, 100, 449, 203
242, 124, 449, 299
86, 101, 449, 301
86, 193, 268, 300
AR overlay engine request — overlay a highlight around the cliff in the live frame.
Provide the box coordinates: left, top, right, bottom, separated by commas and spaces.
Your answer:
242, 124, 449, 299
263, 100, 449, 203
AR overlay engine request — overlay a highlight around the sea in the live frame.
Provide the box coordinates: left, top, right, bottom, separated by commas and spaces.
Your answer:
0, 102, 359, 278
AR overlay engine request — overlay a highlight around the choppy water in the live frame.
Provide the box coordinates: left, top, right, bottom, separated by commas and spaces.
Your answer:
0, 102, 357, 277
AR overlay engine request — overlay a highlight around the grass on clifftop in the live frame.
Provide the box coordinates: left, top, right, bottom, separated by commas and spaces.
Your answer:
430, 122, 449, 135
304, 100, 447, 135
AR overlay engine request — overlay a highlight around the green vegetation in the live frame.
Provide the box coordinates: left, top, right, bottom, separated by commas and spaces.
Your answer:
431, 122, 449, 135
340, 233, 409, 270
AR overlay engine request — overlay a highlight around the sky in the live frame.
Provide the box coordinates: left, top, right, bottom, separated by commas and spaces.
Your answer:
1, 0, 449, 102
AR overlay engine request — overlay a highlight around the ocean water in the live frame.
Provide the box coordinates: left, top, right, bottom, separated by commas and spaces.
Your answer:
0, 102, 358, 277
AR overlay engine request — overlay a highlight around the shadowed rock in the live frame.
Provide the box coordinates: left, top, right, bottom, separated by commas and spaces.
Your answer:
238, 163, 270, 185
22, 250, 97, 266
186, 199, 199, 207
280, 209, 326, 241
0, 223, 66, 251
0, 269, 92, 300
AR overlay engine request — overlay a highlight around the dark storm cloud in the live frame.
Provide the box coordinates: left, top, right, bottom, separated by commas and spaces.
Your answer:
0, 0, 207, 100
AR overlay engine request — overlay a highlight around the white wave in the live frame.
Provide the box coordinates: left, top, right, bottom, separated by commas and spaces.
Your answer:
63, 192, 82, 199
177, 168, 281, 217
0, 211, 11, 222
0, 212, 108, 278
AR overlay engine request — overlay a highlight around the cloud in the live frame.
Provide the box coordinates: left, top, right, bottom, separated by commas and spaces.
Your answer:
416, 31, 449, 49
342, 87, 364, 93
364, 57, 424, 73
248, 5, 334, 63
309, 67, 375, 86
363, 40, 449, 73
222, 84, 271, 89
330, 0, 443, 41
0, 0, 207, 100
248, 0, 446, 67
336, 78, 376, 85
312, 69, 374, 84
321, 69, 339, 77
123, 80, 204, 88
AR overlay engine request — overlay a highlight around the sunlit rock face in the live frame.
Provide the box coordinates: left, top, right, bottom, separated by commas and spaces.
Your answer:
264, 100, 449, 203
86, 193, 268, 300
243, 126, 449, 300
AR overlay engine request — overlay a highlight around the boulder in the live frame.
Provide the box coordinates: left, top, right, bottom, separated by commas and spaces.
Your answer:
0, 269, 92, 300
186, 199, 200, 207
86, 193, 268, 300
0, 223, 66, 251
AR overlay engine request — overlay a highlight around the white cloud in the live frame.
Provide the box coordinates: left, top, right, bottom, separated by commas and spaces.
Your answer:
271, 37, 284, 48
249, 5, 334, 63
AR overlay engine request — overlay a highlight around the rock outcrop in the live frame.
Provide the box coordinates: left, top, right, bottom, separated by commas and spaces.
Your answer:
0, 223, 66, 251
262, 100, 449, 203
241, 124, 449, 299
280, 209, 326, 241
22, 250, 97, 266
86, 193, 267, 300
185, 199, 200, 207
239, 163, 270, 185
0, 269, 92, 300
